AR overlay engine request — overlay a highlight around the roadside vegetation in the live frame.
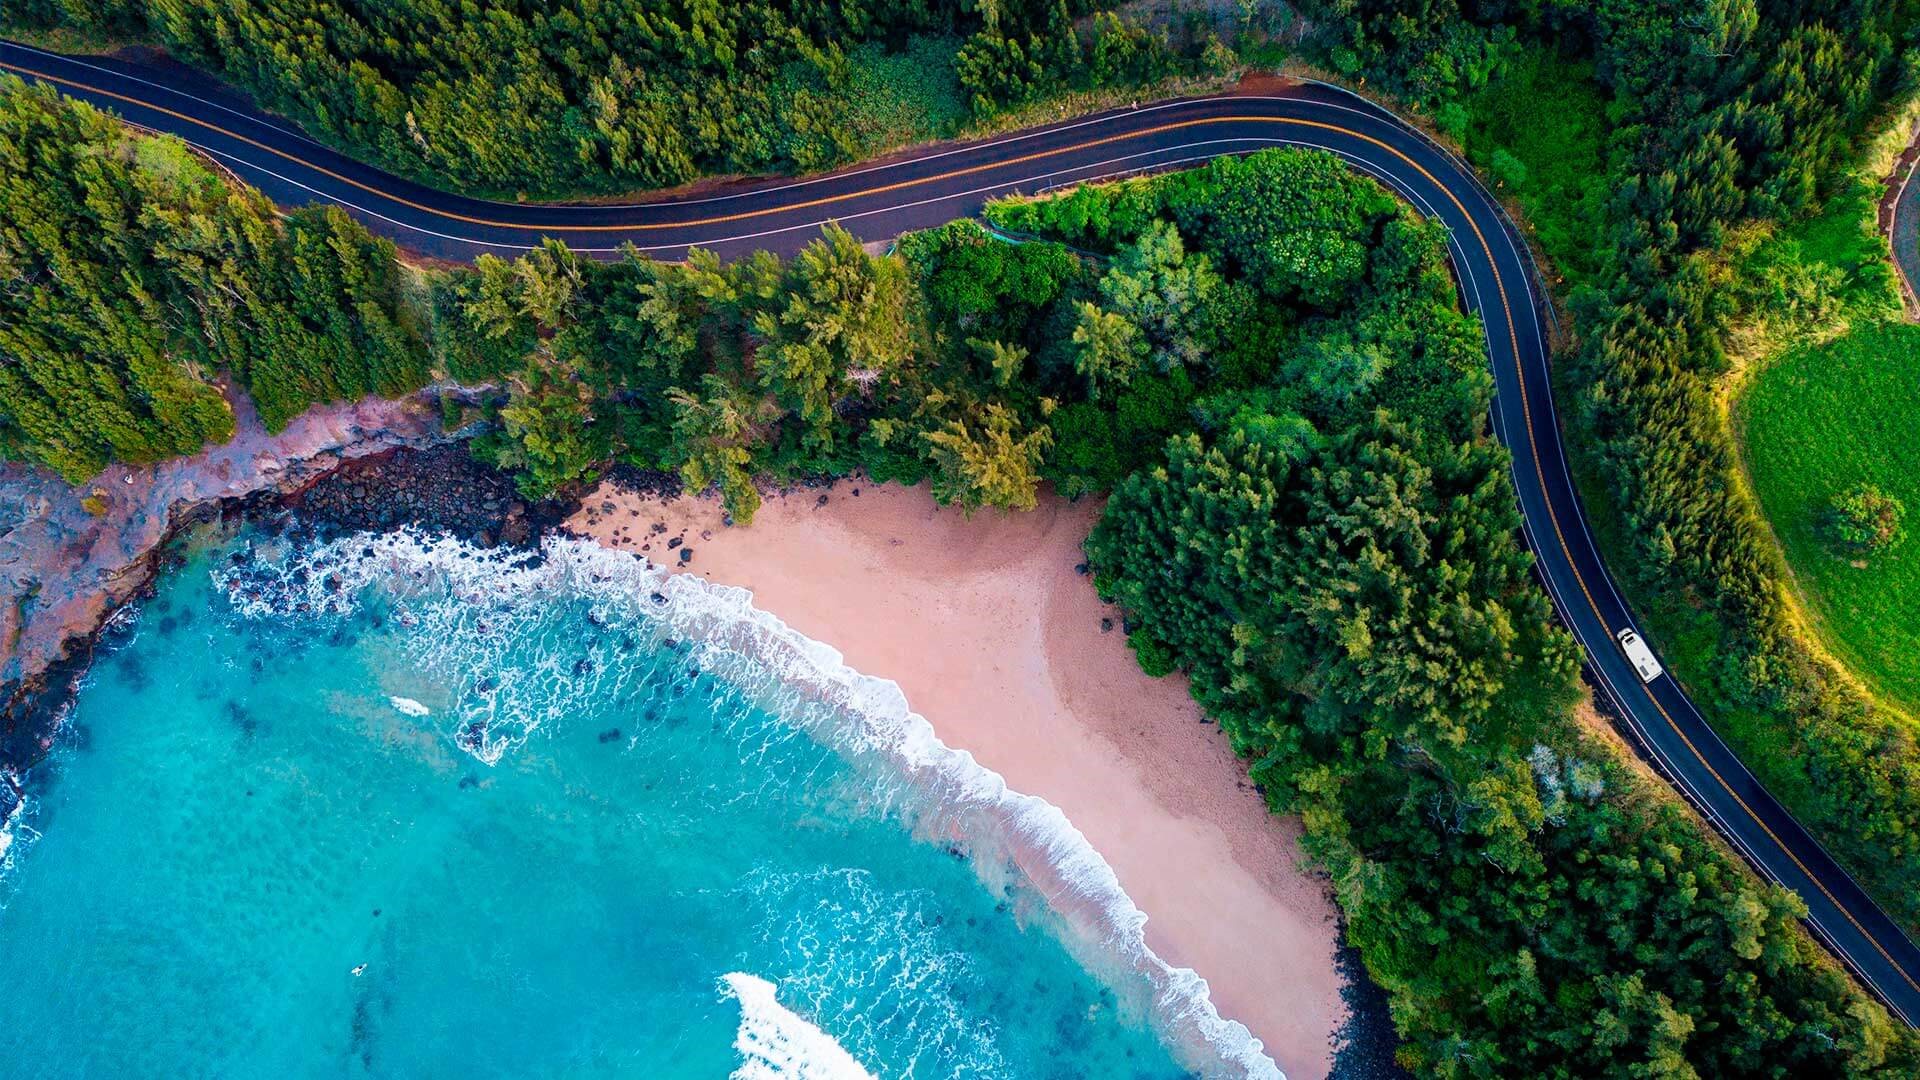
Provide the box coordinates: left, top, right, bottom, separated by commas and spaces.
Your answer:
1295, 0, 1920, 945
1444, 48, 1609, 289
0, 0, 1245, 199
4, 63, 1916, 1069
0, 80, 427, 481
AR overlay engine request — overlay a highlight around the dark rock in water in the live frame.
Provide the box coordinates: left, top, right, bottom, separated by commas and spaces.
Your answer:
458, 775, 478, 790
115, 651, 151, 693
649, 592, 666, 605
157, 614, 178, 635
282, 443, 576, 549
663, 638, 678, 651
573, 657, 595, 676
227, 702, 257, 737
597, 728, 621, 744
475, 677, 498, 694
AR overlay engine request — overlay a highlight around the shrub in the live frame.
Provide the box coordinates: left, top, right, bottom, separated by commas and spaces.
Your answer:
1825, 483, 1907, 555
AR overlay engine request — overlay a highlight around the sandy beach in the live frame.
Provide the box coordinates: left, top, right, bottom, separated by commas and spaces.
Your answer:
566, 479, 1347, 1078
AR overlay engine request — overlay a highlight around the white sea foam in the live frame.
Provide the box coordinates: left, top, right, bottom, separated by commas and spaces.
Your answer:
737, 866, 1005, 1077
212, 530, 1286, 1079
721, 972, 879, 1080
388, 696, 431, 717
0, 768, 39, 900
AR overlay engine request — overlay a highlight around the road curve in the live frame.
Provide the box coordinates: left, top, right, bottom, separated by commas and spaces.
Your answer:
6, 38, 1920, 1023
1888, 127, 1920, 317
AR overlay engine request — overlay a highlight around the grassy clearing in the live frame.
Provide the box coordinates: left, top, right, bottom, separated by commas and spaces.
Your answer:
1740, 322, 1920, 713
1456, 50, 1610, 290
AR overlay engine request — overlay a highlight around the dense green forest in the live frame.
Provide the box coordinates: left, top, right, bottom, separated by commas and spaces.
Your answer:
437, 149, 1468, 522
1, 0, 1232, 196
1293, 0, 1920, 936
993, 169, 1915, 1076
0, 78, 427, 481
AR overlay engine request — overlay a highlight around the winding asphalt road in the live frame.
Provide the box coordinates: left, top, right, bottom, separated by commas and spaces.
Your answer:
6, 38, 1920, 1024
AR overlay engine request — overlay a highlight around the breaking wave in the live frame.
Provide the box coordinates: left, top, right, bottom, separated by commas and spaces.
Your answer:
211, 529, 1284, 1079
0, 768, 30, 885
720, 972, 878, 1080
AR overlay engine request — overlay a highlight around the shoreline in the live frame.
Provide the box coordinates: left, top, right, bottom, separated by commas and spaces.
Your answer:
0, 426, 567, 799
565, 478, 1358, 1079
1, 389, 441, 778
1, 443, 1399, 1076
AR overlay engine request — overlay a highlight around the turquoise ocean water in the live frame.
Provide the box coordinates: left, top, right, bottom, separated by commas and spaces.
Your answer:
0, 528, 1277, 1079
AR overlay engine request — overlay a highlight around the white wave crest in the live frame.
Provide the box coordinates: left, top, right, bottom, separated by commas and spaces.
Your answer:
211, 530, 1283, 1078
388, 696, 431, 717
0, 767, 40, 900
720, 972, 878, 1080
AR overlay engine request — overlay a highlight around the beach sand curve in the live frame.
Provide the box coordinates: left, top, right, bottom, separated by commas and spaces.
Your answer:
567, 480, 1347, 1079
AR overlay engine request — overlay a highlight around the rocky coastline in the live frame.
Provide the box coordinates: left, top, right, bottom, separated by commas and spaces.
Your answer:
0, 421, 1412, 1077
0, 387, 535, 801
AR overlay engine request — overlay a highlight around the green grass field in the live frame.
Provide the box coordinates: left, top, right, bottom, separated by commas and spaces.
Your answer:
1741, 321, 1920, 713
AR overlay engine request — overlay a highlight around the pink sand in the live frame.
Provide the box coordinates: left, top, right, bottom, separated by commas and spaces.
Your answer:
568, 481, 1347, 1078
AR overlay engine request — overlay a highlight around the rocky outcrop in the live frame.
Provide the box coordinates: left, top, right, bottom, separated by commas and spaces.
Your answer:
286, 442, 581, 547
0, 387, 452, 754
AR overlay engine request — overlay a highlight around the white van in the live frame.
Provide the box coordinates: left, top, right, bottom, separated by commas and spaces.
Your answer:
1616, 628, 1663, 683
